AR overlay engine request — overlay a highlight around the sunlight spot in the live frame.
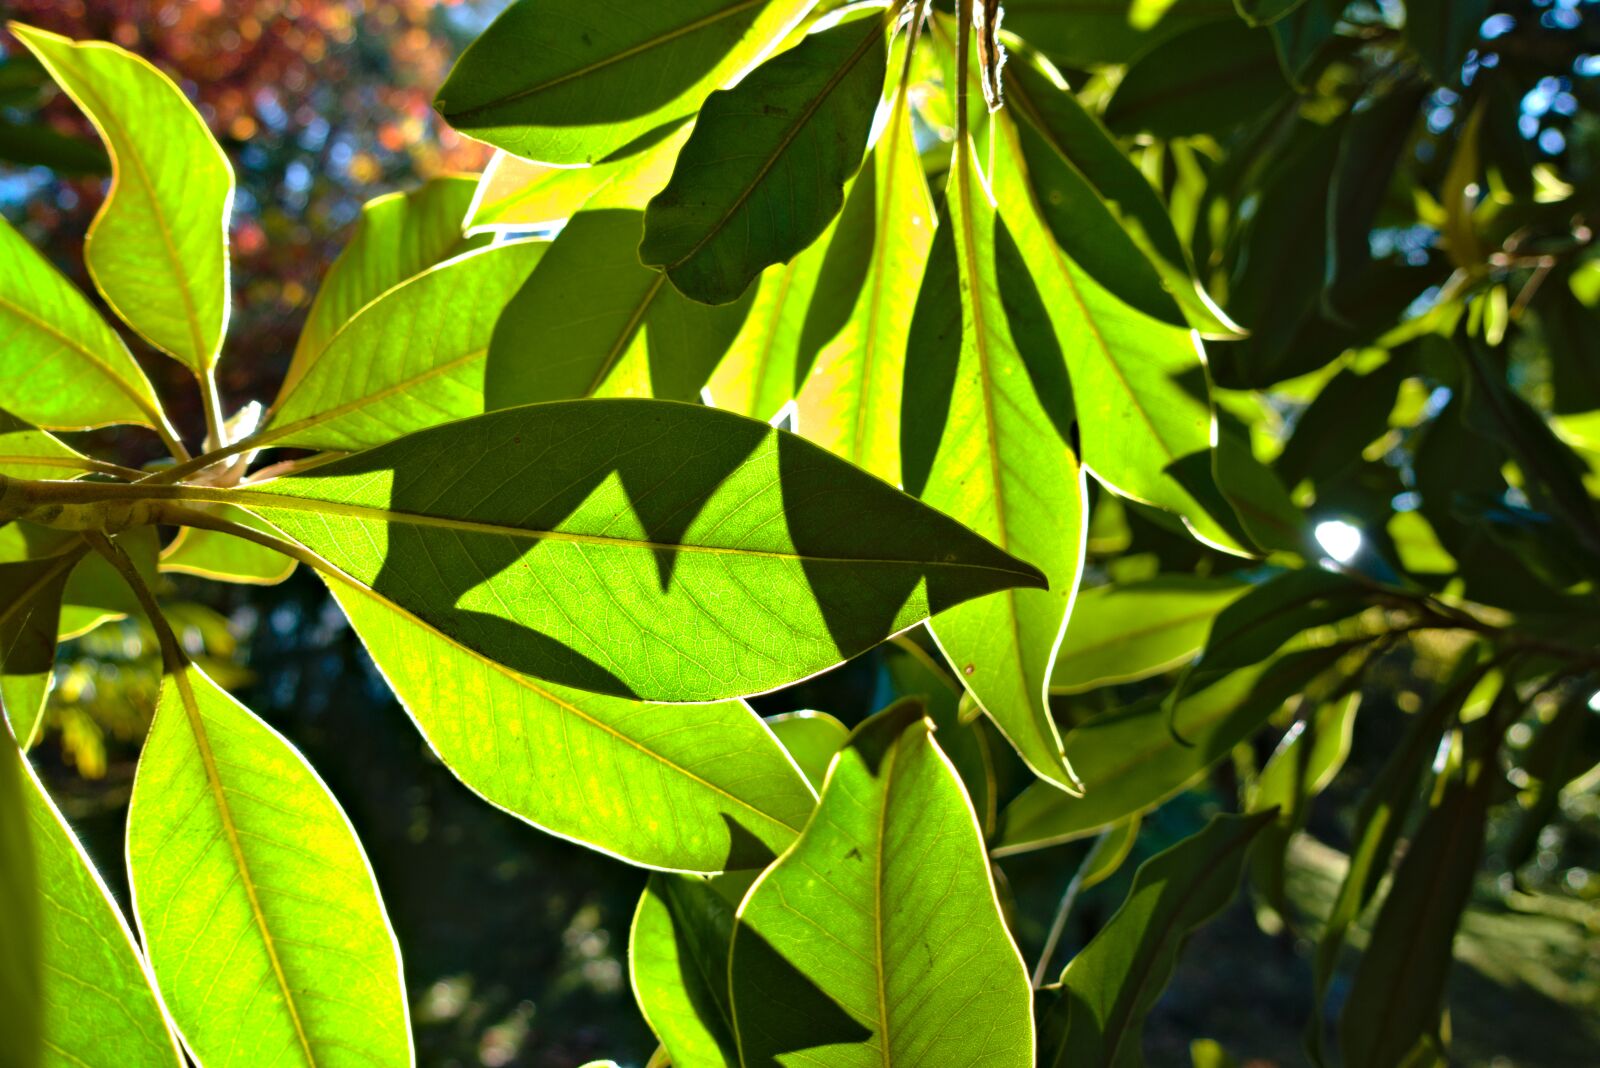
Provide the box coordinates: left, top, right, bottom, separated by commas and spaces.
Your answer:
1314, 520, 1363, 564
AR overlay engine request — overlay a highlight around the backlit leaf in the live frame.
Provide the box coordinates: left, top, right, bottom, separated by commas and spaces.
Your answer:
0, 216, 169, 434
434, 0, 815, 165
159, 505, 297, 586
0, 549, 79, 749
1051, 576, 1247, 694
20, 753, 184, 1067
217, 400, 1045, 703
486, 210, 753, 406
326, 575, 817, 871
14, 24, 231, 371
903, 144, 1084, 793
641, 11, 887, 304
0, 410, 114, 481
261, 240, 546, 452
127, 665, 410, 1068
286, 177, 489, 394
794, 66, 934, 484
766, 710, 848, 790
0, 730, 39, 1068
729, 701, 1033, 1066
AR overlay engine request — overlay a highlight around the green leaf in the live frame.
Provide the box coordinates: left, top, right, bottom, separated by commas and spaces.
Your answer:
994, 644, 1356, 854
14, 24, 232, 371
1405, 0, 1488, 84
706, 232, 834, 422
902, 146, 1085, 793
1338, 750, 1494, 1068
1235, 0, 1308, 25
486, 210, 753, 406
285, 176, 489, 395
729, 701, 1033, 1065
766, 710, 848, 790
224, 399, 1045, 703
640, 11, 886, 305
0, 215, 169, 434
0, 114, 109, 174
1103, 20, 1289, 139
466, 124, 693, 233
0, 549, 80, 749
990, 115, 1253, 557
1040, 811, 1277, 1067
325, 575, 817, 871
58, 527, 160, 641
1004, 62, 1240, 339
160, 505, 297, 586
1051, 576, 1247, 694
0, 410, 116, 481
128, 665, 409, 1067
883, 639, 997, 834
434, 0, 815, 166
260, 240, 546, 452
630, 871, 752, 1068
793, 72, 934, 484
0, 731, 40, 1068
1079, 814, 1142, 891
20, 752, 183, 1067
1269, 0, 1343, 87
1001, 0, 1234, 70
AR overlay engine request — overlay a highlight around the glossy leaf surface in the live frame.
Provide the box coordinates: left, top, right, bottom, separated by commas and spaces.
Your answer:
641, 12, 886, 304
487, 210, 752, 407
434, 0, 814, 165
263, 240, 545, 451
128, 666, 410, 1068
15, 24, 231, 371
286, 176, 488, 393
1041, 812, 1276, 1066
0, 216, 167, 433
327, 576, 816, 871
1051, 576, 1246, 694
22, 755, 183, 1068
229, 399, 1044, 704
730, 702, 1033, 1066
905, 147, 1084, 792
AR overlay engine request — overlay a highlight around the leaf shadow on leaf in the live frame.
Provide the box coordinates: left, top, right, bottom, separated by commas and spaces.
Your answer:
731, 925, 875, 1068
718, 812, 777, 871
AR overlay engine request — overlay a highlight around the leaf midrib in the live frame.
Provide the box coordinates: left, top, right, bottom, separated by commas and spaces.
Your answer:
0, 291, 163, 428
443, 0, 771, 122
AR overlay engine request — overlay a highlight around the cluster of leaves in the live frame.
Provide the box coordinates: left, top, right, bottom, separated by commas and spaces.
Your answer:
1, 1, 1598, 1067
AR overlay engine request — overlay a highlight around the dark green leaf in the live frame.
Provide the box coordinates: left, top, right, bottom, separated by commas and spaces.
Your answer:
487, 210, 753, 406
1103, 20, 1289, 139
0, 115, 108, 174
218, 399, 1046, 703
435, 0, 814, 165
1040, 811, 1277, 1067
0, 550, 78, 749
641, 12, 887, 304
1235, 0, 1308, 26
1406, 0, 1489, 85
1002, 0, 1236, 70
730, 701, 1033, 1066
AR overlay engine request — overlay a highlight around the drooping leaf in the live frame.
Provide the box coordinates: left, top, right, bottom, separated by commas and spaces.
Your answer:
1003, 61, 1239, 339
285, 176, 489, 393
127, 665, 409, 1068
434, 0, 815, 165
0, 216, 169, 434
902, 141, 1085, 793
20, 753, 184, 1067
766, 710, 848, 790
990, 115, 1253, 556
793, 65, 935, 484
1040, 812, 1277, 1067
729, 701, 1033, 1066
0, 729, 40, 1068
486, 210, 753, 406
994, 644, 1356, 854
0, 410, 122, 481
159, 505, 297, 586
641, 10, 887, 304
14, 24, 232, 371
325, 575, 817, 871
466, 124, 693, 233
0, 549, 79, 749
260, 240, 546, 452
1103, 20, 1290, 139
1051, 576, 1247, 694
630, 871, 752, 1068
215, 399, 1045, 703
1338, 743, 1495, 1068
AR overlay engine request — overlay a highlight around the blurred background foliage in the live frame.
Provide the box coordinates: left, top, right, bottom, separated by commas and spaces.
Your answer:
2, 1, 1598, 1065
